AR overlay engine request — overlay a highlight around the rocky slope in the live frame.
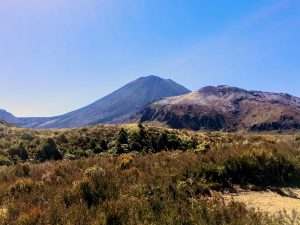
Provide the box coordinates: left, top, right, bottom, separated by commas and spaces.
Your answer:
18, 75, 190, 129
139, 85, 300, 131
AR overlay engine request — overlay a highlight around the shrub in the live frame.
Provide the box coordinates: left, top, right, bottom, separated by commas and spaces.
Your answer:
36, 138, 62, 161
15, 164, 30, 177
8, 142, 29, 161
63, 190, 78, 208
20, 133, 34, 141
0, 155, 13, 166
118, 154, 134, 170
295, 134, 300, 141
17, 205, 42, 225
57, 134, 69, 144
224, 148, 296, 186
77, 167, 118, 208
84, 166, 106, 178
10, 178, 41, 197
63, 153, 76, 160
196, 140, 211, 152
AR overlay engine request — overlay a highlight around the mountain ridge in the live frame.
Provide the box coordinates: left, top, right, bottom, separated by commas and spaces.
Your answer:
139, 85, 300, 131
2, 80, 300, 131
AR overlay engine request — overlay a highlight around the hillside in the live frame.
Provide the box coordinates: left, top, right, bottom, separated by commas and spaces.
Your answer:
139, 85, 300, 131
16, 75, 190, 129
0, 119, 14, 127
0, 109, 19, 124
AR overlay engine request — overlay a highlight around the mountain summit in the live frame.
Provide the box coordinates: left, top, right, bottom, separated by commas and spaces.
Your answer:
19, 75, 190, 129
139, 85, 300, 131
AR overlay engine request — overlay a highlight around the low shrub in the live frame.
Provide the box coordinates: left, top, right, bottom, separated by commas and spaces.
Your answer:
0, 155, 13, 166
77, 166, 118, 208
10, 178, 43, 197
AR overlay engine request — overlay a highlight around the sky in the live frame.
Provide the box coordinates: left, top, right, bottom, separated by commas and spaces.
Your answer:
0, 0, 299, 117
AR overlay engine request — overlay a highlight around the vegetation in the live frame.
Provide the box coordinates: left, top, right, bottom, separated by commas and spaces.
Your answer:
0, 124, 299, 224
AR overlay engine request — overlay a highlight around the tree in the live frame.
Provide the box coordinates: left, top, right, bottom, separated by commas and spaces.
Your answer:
138, 124, 147, 144
115, 143, 125, 155
158, 132, 169, 150
36, 138, 62, 161
118, 128, 128, 144
129, 133, 142, 151
100, 139, 108, 151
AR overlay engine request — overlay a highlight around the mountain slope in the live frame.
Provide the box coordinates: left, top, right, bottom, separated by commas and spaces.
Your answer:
139, 85, 300, 131
0, 119, 14, 127
0, 109, 19, 124
20, 75, 190, 129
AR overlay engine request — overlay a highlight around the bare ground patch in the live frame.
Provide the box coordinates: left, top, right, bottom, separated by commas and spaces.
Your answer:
224, 188, 300, 215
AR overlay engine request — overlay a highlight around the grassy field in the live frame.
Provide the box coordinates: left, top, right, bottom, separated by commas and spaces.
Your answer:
0, 124, 300, 224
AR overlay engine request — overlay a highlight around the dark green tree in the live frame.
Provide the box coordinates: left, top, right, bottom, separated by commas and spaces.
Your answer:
115, 143, 125, 155
138, 124, 147, 144
158, 132, 169, 150
100, 139, 108, 151
129, 132, 142, 151
118, 128, 128, 144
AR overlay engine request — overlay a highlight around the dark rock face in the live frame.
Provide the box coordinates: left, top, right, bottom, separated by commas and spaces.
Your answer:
18, 75, 191, 129
139, 86, 300, 131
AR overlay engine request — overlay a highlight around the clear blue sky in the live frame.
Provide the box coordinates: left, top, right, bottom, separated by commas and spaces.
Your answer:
0, 0, 299, 117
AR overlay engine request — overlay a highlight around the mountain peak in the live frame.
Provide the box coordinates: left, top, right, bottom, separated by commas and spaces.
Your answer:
141, 75, 162, 79
136, 75, 167, 82
17, 75, 190, 129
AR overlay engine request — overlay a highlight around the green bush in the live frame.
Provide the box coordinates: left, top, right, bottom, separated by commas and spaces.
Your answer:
36, 138, 62, 161
224, 148, 296, 186
10, 179, 42, 197
0, 155, 13, 166
8, 142, 29, 161
77, 168, 118, 208
15, 164, 30, 177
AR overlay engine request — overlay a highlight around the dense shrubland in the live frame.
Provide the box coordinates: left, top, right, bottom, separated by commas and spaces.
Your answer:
0, 124, 299, 224
0, 124, 199, 164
